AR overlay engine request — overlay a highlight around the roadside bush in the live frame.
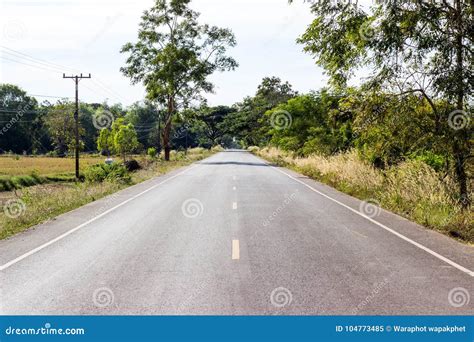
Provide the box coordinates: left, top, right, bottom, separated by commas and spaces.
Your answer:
0, 177, 15, 191
124, 159, 141, 172
188, 147, 205, 154
211, 145, 224, 152
247, 146, 260, 153
147, 147, 157, 159
174, 151, 186, 160
408, 151, 446, 172
84, 163, 131, 184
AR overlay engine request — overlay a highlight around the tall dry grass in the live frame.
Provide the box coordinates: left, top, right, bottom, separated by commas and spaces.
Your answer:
255, 147, 472, 242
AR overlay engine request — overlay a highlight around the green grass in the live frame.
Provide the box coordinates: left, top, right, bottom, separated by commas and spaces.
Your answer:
0, 173, 77, 192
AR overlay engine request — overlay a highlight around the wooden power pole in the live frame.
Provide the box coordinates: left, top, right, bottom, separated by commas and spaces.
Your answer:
63, 73, 91, 180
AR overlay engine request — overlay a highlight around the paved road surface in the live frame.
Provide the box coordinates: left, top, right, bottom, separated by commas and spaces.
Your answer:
0, 151, 473, 314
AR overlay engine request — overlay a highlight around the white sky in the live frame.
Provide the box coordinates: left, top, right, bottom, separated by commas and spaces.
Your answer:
0, 0, 328, 107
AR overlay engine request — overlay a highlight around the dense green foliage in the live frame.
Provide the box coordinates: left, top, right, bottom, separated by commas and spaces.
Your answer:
84, 163, 131, 184
0, 173, 45, 191
289, 0, 473, 204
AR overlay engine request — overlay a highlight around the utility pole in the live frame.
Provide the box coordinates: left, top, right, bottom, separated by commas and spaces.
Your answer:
63, 73, 91, 180
185, 128, 188, 155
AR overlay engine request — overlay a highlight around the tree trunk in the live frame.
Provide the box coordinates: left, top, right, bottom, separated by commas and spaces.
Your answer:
453, 142, 468, 205
162, 95, 175, 161
454, 0, 469, 208
163, 119, 172, 161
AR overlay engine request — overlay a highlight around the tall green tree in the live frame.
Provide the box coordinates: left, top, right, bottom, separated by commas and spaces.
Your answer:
121, 0, 238, 160
44, 102, 84, 156
97, 128, 113, 156
256, 76, 298, 107
294, 0, 473, 205
224, 77, 298, 146
126, 100, 162, 151
196, 105, 236, 145
0, 84, 39, 154
114, 123, 139, 162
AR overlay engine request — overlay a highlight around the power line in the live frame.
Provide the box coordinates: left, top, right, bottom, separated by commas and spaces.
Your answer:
1, 46, 129, 104
1, 49, 72, 74
29, 93, 74, 99
1, 55, 114, 101
92, 78, 127, 103
0, 108, 79, 114
0, 56, 63, 74
0, 45, 79, 73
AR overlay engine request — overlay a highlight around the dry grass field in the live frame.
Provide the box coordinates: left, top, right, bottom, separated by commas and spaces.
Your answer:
0, 155, 104, 176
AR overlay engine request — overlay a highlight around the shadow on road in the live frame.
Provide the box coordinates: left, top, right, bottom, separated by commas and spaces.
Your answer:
199, 161, 275, 167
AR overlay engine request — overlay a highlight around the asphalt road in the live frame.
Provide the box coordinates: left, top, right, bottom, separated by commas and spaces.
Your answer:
0, 150, 473, 315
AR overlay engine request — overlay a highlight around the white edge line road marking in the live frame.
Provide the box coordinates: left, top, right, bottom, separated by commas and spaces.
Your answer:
232, 202, 238, 210
270, 165, 474, 278
0, 164, 200, 271
232, 240, 240, 260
